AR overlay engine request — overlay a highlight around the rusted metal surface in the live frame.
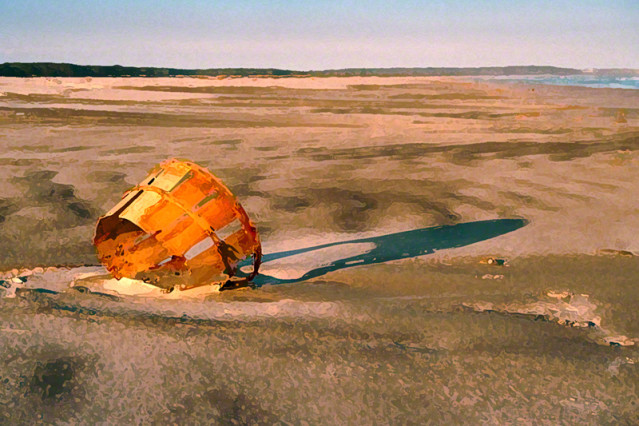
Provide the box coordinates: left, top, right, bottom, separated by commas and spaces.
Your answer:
93, 158, 261, 291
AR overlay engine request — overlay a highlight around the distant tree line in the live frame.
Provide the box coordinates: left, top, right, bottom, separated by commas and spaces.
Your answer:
2, 62, 633, 78
0, 63, 300, 77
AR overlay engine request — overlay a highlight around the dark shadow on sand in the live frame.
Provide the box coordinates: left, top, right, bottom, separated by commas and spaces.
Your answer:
241, 218, 527, 286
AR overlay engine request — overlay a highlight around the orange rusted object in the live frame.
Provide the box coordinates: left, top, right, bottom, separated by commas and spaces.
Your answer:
93, 158, 261, 291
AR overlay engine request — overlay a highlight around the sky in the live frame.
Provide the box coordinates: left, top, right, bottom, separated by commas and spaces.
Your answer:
1, 0, 637, 69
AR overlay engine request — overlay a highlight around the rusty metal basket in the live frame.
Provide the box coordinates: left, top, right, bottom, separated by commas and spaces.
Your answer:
93, 158, 261, 291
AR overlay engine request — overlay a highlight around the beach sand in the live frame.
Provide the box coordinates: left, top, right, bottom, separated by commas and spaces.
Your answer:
0, 76, 638, 423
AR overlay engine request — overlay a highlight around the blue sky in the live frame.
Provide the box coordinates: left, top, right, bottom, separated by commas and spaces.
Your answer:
1, 0, 637, 69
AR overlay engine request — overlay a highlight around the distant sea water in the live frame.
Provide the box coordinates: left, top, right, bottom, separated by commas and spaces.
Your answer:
483, 75, 639, 90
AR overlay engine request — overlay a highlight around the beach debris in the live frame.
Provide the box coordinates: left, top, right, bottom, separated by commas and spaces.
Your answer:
465, 292, 602, 328
615, 109, 627, 124
481, 274, 504, 280
597, 248, 634, 257
461, 291, 636, 347
604, 335, 635, 347
93, 158, 261, 292
608, 356, 638, 375
479, 257, 508, 266
0, 276, 26, 298
0, 267, 31, 294
546, 290, 571, 299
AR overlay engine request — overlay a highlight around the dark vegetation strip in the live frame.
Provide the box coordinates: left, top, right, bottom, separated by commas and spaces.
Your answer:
310, 108, 541, 118
296, 132, 639, 163
0, 62, 585, 77
0, 107, 361, 128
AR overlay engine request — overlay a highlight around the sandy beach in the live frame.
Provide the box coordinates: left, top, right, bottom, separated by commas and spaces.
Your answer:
1, 76, 638, 423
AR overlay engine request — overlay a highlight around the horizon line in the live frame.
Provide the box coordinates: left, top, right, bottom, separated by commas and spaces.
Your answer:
4, 62, 639, 72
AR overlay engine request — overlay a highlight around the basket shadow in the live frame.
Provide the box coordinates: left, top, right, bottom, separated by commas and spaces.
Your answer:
241, 218, 528, 286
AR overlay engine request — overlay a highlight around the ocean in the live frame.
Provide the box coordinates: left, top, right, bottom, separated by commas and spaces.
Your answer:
484, 75, 639, 90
